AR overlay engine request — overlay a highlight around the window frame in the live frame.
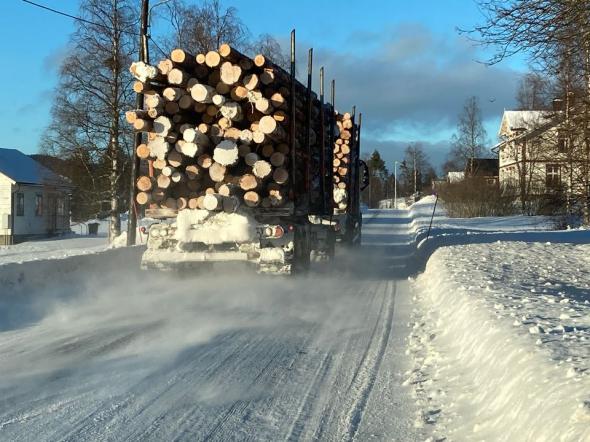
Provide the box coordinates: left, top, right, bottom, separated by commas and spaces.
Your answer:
557, 131, 568, 153
35, 194, 43, 217
546, 164, 561, 189
16, 192, 24, 217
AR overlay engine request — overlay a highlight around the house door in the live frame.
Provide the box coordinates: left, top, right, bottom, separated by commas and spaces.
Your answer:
46, 194, 57, 234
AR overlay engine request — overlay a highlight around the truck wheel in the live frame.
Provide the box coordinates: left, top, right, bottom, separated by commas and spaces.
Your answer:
292, 228, 310, 273
327, 230, 336, 258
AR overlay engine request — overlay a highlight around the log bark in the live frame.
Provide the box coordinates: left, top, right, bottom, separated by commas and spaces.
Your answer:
273, 167, 289, 184
243, 73, 259, 90
178, 94, 195, 110
145, 93, 164, 108
259, 115, 286, 140
203, 193, 223, 210
223, 196, 239, 213
153, 116, 172, 136
170, 49, 195, 67
163, 86, 185, 102
270, 151, 285, 167
133, 118, 153, 131
167, 150, 183, 167
244, 152, 259, 166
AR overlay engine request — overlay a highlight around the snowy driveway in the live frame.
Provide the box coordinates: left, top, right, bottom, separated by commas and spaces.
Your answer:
0, 211, 418, 441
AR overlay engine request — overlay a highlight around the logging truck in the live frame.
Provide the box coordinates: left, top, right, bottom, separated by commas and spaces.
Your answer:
128, 37, 364, 273
331, 111, 370, 247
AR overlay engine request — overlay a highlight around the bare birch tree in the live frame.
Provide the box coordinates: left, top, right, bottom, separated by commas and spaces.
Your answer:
43, 0, 136, 241
448, 96, 487, 174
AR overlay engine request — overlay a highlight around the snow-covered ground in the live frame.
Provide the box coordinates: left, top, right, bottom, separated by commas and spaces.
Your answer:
1, 197, 589, 440
0, 214, 419, 441
405, 197, 590, 441
0, 217, 151, 266
0, 236, 109, 266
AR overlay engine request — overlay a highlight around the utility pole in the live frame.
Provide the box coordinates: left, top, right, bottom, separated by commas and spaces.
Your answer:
394, 160, 398, 209
127, 0, 150, 245
413, 149, 417, 195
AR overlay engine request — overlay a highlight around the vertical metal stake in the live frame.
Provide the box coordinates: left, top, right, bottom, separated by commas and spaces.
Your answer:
319, 67, 326, 213
289, 29, 297, 201
127, 0, 149, 245
305, 48, 313, 194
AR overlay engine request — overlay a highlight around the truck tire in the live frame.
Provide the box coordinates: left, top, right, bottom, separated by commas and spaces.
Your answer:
327, 229, 336, 258
292, 227, 311, 273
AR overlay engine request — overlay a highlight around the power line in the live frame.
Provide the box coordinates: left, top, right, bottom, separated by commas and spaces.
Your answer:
22, 0, 168, 58
21, 0, 141, 36
149, 36, 167, 58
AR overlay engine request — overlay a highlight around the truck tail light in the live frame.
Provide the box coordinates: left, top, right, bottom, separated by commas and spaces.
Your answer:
263, 225, 286, 238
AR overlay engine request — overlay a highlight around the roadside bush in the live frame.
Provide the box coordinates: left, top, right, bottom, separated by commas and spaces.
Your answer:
438, 179, 516, 217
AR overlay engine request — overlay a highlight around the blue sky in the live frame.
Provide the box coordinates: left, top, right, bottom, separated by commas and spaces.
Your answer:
1, 0, 528, 170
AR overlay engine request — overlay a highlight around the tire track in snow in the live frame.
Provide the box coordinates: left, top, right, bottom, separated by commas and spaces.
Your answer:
343, 280, 396, 441
284, 351, 333, 441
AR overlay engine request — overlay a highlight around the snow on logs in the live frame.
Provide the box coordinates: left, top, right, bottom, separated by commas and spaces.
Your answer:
128, 42, 327, 213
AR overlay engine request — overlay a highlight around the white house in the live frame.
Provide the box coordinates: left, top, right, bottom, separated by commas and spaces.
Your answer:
494, 110, 579, 194
0, 148, 73, 244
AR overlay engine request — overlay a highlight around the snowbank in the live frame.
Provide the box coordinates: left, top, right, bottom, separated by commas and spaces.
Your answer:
407, 244, 590, 441
175, 209, 256, 245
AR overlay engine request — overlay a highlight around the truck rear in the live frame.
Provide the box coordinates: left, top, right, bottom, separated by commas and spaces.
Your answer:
129, 34, 340, 273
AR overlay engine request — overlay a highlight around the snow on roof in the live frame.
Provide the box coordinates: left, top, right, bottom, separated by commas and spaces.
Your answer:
498, 110, 554, 136
0, 148, 70, 186
447, 171, 464, 182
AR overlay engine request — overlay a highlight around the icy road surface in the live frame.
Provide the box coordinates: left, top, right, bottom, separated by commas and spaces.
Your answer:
0, 210, 418, 441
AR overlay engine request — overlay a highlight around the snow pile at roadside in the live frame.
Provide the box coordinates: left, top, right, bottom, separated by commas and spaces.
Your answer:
406, 242, 590, 441
408, 196, 555, 242
175, 209, 256, 245
0, 237, 110, 266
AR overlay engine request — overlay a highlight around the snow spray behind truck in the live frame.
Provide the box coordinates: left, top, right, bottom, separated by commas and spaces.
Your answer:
128, 31, 368, 273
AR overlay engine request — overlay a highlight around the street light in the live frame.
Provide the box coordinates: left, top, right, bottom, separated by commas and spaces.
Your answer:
394, 161, 399, 209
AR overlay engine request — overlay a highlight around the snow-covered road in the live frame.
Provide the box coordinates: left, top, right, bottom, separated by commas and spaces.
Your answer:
0, 211, 419, 441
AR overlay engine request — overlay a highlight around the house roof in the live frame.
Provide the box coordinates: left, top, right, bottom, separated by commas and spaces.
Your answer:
498, 110, 555, 136
0, 148, 71, 187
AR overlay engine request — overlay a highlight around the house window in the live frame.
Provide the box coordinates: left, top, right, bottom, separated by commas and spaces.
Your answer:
35, 194, 43, 216
557, 132, 568, 153
16, 193, 24, 216
546, 164, 561, 189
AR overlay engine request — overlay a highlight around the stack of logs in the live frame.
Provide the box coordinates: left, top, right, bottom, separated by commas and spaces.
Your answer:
332, 112, 353, 210
127, 44, 317, 213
